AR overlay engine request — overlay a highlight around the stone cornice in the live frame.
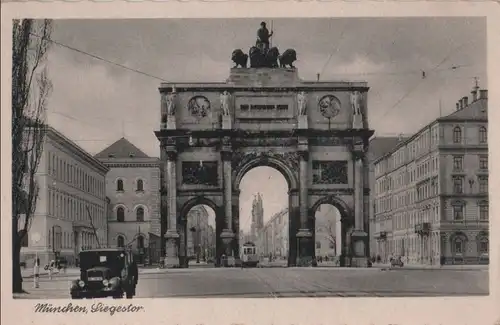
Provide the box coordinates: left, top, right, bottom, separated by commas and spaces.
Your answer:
46, 127, 109, 174
101, 162, 162, 169
154, 128, 375, 140
159, 83, 369, 93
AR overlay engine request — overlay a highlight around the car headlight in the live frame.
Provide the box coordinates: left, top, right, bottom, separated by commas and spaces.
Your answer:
102, 279, 109, 286
109, 277, 120, 288
78, 280, 85, 287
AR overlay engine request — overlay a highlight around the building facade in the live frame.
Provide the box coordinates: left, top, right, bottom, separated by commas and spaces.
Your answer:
259, 208, 289, 257
373, 87, 489, 265
367, 136, 409, 258
20, 127, 109, 266
95, 138, 161, 264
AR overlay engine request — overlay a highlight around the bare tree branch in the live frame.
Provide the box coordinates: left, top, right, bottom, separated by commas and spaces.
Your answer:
12, 19, 53, 293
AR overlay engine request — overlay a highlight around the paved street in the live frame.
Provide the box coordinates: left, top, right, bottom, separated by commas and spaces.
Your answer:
15, 266, 488, 299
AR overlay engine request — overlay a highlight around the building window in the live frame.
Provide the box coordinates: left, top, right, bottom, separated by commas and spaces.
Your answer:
478, 239, 488, 254
117, 179, 124, 192
479, 155, 488, 170
479, 202, 488, 220
316, 241, 321, 249
117, 236, 125, 248
136, 207, 144, 222
136, 179, 144, 192
453, 237, 464, 254
117, 207, 125, 222
452, 177, 463, 194
479, 126, 487, 143
479, 176, 488, 194
137, 235, 144, 249
452, 202, 464, 221
453, 156, 463, 171
453, 126, 462, 143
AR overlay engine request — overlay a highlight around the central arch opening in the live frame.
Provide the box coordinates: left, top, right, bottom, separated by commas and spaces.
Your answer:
314, 204, 343, 265
238, 166, 291, 266
182, 204, 217, 266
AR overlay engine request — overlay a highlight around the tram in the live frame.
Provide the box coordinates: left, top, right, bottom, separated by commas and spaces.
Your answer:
241, 242, 259, 268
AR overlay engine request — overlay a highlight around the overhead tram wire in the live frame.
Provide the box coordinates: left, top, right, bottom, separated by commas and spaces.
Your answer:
375, 39, 479, 123
30, 33, 169, 83
318, 21, 348, 81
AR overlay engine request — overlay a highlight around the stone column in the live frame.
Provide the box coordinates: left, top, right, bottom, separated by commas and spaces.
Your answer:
350, 143, 368, 267
164, 148, 180, 268
220, 143, 234, 265
296, 150, 313, 266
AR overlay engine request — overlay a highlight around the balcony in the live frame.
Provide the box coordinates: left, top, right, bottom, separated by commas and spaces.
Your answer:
414, 222, 431, 236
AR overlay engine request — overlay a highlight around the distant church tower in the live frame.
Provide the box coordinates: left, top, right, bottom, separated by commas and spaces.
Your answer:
250, 193, 264, 241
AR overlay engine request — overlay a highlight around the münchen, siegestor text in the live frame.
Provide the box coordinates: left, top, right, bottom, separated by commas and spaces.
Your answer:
34, 303, 88, 313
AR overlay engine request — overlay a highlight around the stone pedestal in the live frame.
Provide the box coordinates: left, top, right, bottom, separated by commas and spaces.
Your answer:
296, 228, 313, 266
164, 231, 180, 268
222, 115, 232, 129
166, 116, 176, 130
221, 229, 234, 255
353, 115, 363, 129
350, 230, 368, 267
298, 115, 308, 129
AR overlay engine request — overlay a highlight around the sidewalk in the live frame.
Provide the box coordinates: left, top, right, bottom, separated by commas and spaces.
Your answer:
21, 267, 79, 279
372, 263, 488, 271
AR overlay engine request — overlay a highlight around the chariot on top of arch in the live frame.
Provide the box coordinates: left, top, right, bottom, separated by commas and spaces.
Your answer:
231, 21, 297, 69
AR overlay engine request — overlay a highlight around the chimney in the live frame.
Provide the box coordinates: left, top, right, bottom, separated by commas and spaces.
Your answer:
471, 90, 478, 102
480, 89, 488, 100
472, 77, 480, 101
316, 73, 320, 82
462, 96, 469, 108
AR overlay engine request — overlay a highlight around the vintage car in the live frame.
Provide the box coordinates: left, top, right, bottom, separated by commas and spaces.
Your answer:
390, 256, 404, 268
70, 248, 138, 299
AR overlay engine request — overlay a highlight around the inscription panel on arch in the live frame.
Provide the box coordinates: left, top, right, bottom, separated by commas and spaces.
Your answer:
312, 160, 348, 184
181, 161, 219, 186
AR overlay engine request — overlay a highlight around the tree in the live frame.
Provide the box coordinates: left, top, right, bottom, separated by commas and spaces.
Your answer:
12, 19, 53, 293
316, 219, 337, 256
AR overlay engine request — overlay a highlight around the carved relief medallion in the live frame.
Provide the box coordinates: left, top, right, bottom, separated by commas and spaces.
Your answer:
188, 96, 211, 119
318, 95, 341, 119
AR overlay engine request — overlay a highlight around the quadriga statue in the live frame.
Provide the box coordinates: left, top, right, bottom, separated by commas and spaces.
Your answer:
231, 49, 248, 68
266, 47, 280, 68
279, 49, 297, 68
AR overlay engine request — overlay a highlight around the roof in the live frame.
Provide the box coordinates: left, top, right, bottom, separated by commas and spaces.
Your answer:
94, 137, 150, 159
373, 92, 488, 165
368, 136, 409, 162
45, 126, 109, 174
437, 98, 487, 121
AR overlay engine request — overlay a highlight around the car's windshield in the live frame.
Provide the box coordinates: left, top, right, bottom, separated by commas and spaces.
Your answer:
79, 251, 126, 271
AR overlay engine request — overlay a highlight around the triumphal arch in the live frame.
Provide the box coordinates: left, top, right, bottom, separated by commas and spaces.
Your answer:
155, 36, 374, 268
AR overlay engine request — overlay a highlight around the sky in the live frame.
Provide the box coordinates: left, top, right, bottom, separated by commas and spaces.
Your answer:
42, 18, 486, 231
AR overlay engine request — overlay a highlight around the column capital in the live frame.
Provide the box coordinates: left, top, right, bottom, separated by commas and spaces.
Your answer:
165, 150, 177, 161
297, 150, 309, 161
